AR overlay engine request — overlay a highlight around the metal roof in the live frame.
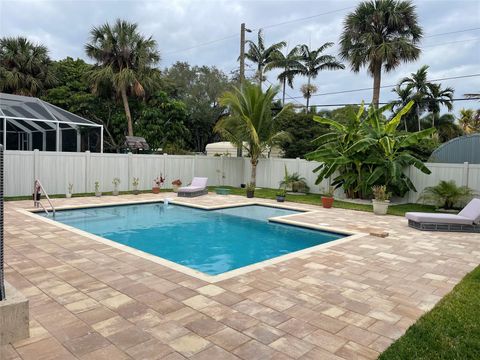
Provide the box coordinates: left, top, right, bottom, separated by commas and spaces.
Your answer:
0, 92, 101, 127
429, 134, 480, 164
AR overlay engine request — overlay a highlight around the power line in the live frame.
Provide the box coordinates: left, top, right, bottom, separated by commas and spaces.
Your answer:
422, 37, 480, 48
424, 27, 480, 38
163, 34, 239, 55
297, 97, 480, 108
279, 73, 480, 100
264, 78, 303, 105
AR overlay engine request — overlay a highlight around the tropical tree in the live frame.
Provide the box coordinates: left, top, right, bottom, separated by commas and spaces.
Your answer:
459, 108, 480, 134
215, 83, 291, 189
295, 43, 344, 109
300, 83, 318, 111
0, 36, 56, 96
265, 47, 302, 105
421, 113, 463, 143
244, 30, 286, 87
306, 101, 434, 197
340, 0, 422, 107
393, 66, 454, 130
85, 19, 161, 137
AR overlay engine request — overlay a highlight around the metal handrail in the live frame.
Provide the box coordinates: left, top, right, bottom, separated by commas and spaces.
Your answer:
34, 179, 55, 216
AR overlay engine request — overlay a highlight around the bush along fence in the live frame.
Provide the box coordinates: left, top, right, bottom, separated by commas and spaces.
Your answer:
4, 150, 480, 203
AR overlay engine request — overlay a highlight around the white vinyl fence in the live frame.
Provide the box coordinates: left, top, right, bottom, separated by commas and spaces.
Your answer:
4, 150, 480, 203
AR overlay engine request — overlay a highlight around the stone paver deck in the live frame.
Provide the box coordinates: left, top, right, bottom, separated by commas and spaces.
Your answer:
1, 193, 479, 359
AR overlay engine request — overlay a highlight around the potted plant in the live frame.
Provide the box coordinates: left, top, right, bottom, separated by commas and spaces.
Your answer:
321, 186, 335, 208
372, 185, 391, 215
132, 177, 140, 195
152, 174, 165, 194
246, 183, 255, 198
112, 178, 120, 196
280, 166, 309, 194
172, 179, 182, 192
94, 181, 102, 197
276, 188, 286, 202
66, 183, 73, 198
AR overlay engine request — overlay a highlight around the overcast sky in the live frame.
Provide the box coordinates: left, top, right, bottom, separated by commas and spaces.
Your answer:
1, 0, 479, 113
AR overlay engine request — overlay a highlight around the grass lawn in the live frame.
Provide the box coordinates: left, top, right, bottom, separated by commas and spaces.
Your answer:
216, 186, 436, 216
6, 186, 436, 216
379, 265, 480, 360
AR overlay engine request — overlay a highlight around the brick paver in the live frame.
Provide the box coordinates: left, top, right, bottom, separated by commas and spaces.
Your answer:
1, 193, 479, 359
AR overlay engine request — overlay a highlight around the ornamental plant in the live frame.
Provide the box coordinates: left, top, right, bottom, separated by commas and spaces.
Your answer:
306, 101, 434, 198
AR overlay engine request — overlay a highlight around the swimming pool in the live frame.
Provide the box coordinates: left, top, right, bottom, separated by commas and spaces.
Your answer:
44, 203, 345, 276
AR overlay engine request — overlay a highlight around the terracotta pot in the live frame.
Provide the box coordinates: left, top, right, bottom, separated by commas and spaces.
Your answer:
152, 187, 160, 194
321, 196, 334, 208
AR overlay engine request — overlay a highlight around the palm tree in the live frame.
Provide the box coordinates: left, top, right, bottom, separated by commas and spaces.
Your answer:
300, 83, 318, 111
244, 30, 286, 87
215, 83, 291, 188
340, 0, 422, 107
85, 19, 161, 137
459, 109, 480, 134
296, 43, 344, 109
0, 37, 56, 96
396, 66, 453, 130
265, 47, 302, 105
421, 113, 462, 142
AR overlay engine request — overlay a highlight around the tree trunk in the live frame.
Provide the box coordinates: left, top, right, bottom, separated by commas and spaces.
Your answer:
120, 86, 134, 137
250, 158, 258, 186
282, 77, 286, 106
372, 62, 382, 108
417, 106, 421, 132
306, 76, 311, 112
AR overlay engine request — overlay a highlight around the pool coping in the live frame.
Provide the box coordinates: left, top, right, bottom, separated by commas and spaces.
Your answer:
17, 197, 368, 283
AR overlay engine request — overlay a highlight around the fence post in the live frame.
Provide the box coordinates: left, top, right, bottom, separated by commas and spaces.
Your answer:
128, 152, 133, 191
463, 162, 469, 188
85, 151, 90, 193
163, 153, 167, 184
33, 149, 39, 184
192, 154, 197, 177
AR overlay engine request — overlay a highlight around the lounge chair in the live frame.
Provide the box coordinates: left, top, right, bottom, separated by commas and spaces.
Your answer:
405, 198, 480, 232
177, 177, 208, 197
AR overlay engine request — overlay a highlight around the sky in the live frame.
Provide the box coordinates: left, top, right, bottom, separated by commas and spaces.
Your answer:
1, 0, 479, 113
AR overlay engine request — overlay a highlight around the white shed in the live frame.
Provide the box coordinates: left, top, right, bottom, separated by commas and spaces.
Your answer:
205, 141, 284, 158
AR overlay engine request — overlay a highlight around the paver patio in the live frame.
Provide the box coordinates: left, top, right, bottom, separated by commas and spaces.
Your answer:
1, 193, 479, 359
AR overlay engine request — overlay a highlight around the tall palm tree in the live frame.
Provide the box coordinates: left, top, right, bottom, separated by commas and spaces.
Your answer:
421, 113, 463, 142
85, 19, 161, 137
296, 43, 344, 109
265, 47, 302, 105
300, 83, 318, 112
244, 30, 286, 88
215, 83, 290, 188
0, 37, 56, 96
340, 0, 422, 107
397, 65, 453, 130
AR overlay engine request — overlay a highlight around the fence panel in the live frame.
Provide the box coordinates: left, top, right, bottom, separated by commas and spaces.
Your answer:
4, 150, 34, 196
89, 153, 129, 193
130, 154, 166, 191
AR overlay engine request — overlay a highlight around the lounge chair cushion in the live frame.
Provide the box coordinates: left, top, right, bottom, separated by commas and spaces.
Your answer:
405, 212, 473, 225
458, 198, 480, 224
190, 177, 208, 188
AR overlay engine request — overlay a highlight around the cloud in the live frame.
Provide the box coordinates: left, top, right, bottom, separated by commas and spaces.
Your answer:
1, 0, 478, 113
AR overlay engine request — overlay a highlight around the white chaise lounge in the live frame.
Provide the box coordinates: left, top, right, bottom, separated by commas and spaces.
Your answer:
177, 177, 208, 197
405, 198, 480, 232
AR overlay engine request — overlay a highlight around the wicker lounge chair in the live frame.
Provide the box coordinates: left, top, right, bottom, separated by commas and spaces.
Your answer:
405, 198, 480, 232
177, 177, 208, 197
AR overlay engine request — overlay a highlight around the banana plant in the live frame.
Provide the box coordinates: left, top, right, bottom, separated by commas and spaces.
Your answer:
306, 101, 434, 198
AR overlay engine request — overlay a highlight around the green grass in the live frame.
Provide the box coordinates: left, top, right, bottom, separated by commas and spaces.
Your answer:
6, 186, 436, 216
214, 186, 436, 216
379, 265, 480, 360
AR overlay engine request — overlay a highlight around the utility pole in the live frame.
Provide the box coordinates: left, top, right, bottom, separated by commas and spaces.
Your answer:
238, 23, 251, 157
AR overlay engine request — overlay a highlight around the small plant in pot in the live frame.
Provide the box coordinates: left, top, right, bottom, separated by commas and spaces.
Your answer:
246, 183, 255, 198
132, 177, 140, 195
94, 181, 102, 197
276, 188, 286, 202
321, 186, 335, 208
372, 185, 391, 215
172, 179, 182, 192
66, 183, 73, 198
152, 174, 165, 194
112, 178, 121, 196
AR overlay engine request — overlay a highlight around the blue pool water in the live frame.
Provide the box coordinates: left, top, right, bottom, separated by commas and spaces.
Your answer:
45, 204, 344, 275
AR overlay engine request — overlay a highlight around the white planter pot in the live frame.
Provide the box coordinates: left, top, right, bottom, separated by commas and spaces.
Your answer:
372, 200, 390, 215
66, 193, 72, 198
95, 192, 102, 197
112, 189, 119, 196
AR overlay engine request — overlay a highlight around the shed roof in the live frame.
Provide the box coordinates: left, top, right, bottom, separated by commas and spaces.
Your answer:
429, 134, 480, 164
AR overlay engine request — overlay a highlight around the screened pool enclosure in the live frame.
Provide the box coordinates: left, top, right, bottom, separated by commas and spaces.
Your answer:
0, 93, 103, 152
